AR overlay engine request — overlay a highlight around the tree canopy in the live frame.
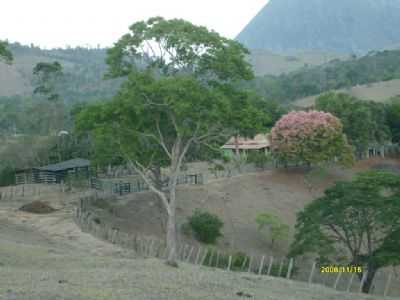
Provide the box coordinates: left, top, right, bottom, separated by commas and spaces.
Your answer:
387, 96, 400, 144
289, 170, 400, 293
75, 17, 271, 265
269, 111, 354, 166
315, 92, 391, 156
0, 41, 13, 64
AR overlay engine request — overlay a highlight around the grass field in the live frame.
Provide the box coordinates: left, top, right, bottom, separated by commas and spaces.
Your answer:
293, 79, 400, 109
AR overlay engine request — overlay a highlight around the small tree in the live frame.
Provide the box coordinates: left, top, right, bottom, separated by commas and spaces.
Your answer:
188, 210, 224, 244
289, 170, 400, 293
0, 41, 12, 64
33, 61, 65, 136
256, 213, 289, 249
269, 111, 354, 167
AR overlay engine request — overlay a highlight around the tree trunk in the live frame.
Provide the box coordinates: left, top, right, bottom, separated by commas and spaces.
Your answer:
234, 134, 240, 156
166, 209, 178, 267
165, 166, 179, 267
362, 267, 377, 294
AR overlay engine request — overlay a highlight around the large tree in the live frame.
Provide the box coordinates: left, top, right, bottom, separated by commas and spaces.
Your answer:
0, 41, 13, 64
289, 170, 400, 293
316, 92, 391, 157
75, 17, 269, 266
32, 61, 66, 137
269, 110, 354, 166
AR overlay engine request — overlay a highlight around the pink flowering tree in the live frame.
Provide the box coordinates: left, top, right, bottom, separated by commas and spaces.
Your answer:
269, 111, 354, 166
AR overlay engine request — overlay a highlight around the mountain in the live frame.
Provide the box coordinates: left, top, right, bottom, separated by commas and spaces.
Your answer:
237, 0, 400, 54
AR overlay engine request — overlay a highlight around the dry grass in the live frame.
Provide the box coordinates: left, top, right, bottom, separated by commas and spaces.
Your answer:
293, 79, 400, 108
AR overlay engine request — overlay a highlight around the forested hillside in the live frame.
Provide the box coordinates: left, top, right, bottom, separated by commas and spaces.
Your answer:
0, 43, 121, 102
249, 49, 400, 103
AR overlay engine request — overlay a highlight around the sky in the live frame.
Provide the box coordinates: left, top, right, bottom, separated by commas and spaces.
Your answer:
1, 0, 268, 49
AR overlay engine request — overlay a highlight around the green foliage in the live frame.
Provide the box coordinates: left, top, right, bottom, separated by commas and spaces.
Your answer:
208, 162, 226, 178
76, 17, 271, 186
249, 49, 400, 103
289, 170, 400, 293
0, 165, 16, 187
246, 151, 272, 169
188, 209, 224, 244
0, 41, 12, 64
256, 213, 289, 248
387, 96, 400, 144
316, 92, 391, 156
231, 252, 250, 270
33, 61, 63, 102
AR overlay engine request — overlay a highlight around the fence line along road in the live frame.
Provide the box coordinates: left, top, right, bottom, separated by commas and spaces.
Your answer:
75, 195, 399, 299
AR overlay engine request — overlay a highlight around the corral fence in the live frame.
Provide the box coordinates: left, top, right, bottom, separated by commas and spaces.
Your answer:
0, 183, 69, 201
75, 196, 400, 298
90, 173, 204, 196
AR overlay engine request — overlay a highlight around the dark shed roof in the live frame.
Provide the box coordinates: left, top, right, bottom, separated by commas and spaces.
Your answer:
35, 158, 90, 172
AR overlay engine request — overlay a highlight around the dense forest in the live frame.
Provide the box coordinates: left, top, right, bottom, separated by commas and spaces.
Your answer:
249, 50, 400, 103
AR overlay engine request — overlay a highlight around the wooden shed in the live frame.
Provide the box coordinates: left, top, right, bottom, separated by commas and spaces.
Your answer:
16, 158, 90, 184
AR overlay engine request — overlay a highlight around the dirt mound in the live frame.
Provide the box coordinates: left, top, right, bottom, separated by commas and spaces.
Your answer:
19, 201, 56, 214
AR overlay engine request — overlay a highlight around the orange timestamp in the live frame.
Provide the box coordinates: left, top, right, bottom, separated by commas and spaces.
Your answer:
320, 266, 363, 273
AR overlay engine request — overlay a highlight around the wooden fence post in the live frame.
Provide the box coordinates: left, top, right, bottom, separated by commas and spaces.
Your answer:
286, 258, 294, 279
208, 250, 215, 267
384, 269, 393, 297
216, 252, 220, 268
248, 256, 253, 273
267, 256, 274, 276
258, 256, 265, 275
359, 270, 368, 293
241, 257, 248, 271
200, 249, 208, 266
308, 261, 316, 284
186, 246, 194, 263
333, 271, 342, 290
347, 273, 355, 292
195, 247, 202, 265
278, 259, 284, 277
227, 255, 232, 271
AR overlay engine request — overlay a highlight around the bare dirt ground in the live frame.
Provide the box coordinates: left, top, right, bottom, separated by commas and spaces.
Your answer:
0, 160, 399, 299
99, 157, 400, 258
0, 195, 391, 300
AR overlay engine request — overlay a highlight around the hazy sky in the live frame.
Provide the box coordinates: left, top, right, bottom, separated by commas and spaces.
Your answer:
1, 0, 268, 49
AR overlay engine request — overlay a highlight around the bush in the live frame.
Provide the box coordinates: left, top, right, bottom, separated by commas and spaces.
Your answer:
246, 151, 272, 169
188, 209, 223, 244
256, 212, 289, 249
0, 166, 16, 187
231, 252, 250, 270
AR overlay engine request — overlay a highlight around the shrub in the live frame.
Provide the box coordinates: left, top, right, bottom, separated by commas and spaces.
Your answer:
0, 166, 16, 187
231, 252, 250, 270
256, 212, 289, 249
246, 151, 272, 169
188, 209, 223, 244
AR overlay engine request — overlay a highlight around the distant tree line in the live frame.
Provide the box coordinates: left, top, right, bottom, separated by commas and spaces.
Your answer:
249, 49, 400, 103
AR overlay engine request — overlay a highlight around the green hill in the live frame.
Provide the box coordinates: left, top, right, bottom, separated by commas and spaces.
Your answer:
249, 49, 400, 104
0, 43, 121, 104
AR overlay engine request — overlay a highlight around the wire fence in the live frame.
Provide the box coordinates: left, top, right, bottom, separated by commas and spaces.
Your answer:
75, 195, 400, 298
